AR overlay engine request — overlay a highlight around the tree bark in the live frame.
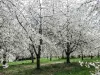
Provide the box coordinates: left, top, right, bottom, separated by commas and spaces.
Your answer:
91, 54, 93, 59
50, 54, 52, 61
66, 42, 70, 63
3, 54, 6, 65
31, 53, 34, 63
36, 55, 40, 69
36, 45, 41, 69
47, 55, 48, 59
82, 54, 84, 61
66, 53, 70, 63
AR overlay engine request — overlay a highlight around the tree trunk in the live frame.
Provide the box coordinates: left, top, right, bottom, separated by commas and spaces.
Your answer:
66, 42, 70, 64
36, 45, 41, 69
62, 51, 64, 59
91, 54, 93, 59
31, 53, 34, 63
82, 54, 84, 61
16, 56, 19, 61
47, 56, 48, 59
36, 55, 40, 69
66, 53, 70, 63
50, 54, 52, 61
91, 56, 93, 59
3, 54, 6, 65
78, 55, 80, 58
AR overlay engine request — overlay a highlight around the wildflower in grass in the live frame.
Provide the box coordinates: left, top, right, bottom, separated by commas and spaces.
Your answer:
2, 63, 9, 68
87, 64, 90, 68
79, 61, 84, 66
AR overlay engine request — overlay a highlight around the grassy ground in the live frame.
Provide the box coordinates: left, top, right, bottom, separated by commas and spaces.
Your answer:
0, 57, 98, 75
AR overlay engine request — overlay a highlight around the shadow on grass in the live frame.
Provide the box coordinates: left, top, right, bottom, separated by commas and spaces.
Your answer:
11, 62, 92, 75
0, 62, 95, 75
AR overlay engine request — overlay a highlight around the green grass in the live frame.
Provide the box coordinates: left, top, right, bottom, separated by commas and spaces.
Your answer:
7, 58, 65, 66
54, 63, 94, 75
0, 57, 98, 75
71, 57, 100, 62
1, 63, 94, 75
